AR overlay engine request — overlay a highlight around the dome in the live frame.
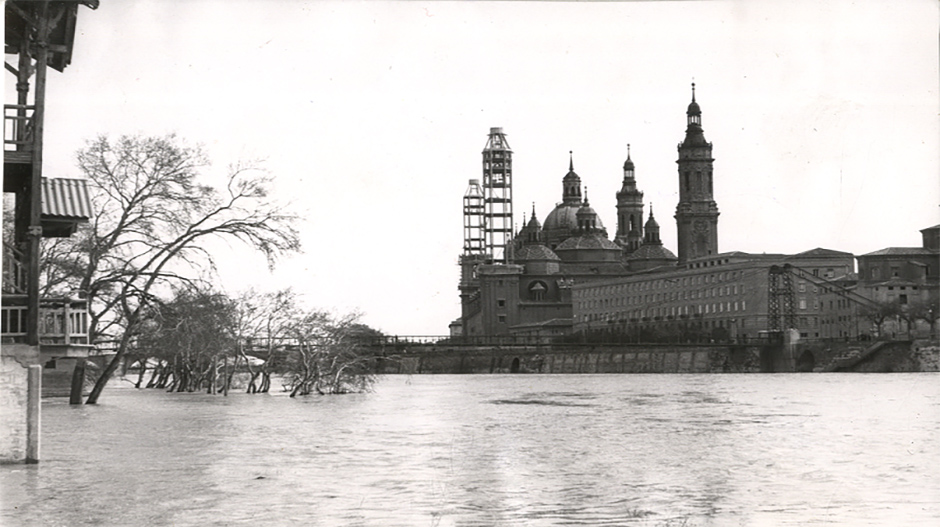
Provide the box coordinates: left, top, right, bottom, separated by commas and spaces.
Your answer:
687, 82, 701, 116
577, 201, 598, 220
526, 214, 541, 230
623, 144, 634, 172
515, 244, 561, 262
555, 234, 621, 252
644, 213, 659, 231
543, 203, 581, 233
626, 244, 677, 261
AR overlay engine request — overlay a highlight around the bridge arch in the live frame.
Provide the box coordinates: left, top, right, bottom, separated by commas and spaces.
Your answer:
796, 350, 816, 372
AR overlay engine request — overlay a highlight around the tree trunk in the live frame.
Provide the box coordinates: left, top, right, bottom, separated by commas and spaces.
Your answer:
85, 332, 133, 404
146, 365, 160, 388
135, 361, 147, 389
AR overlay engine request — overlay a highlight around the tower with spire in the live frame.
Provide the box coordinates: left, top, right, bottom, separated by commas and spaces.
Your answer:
576, 190, 603, 234
562, 151, 583, 206
542, 151, 597, 249
675, 83, 720, 264
615, 144, 645, 252
626, 205, 678, 272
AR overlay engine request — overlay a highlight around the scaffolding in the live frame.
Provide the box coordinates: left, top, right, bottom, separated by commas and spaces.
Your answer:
768, 264, 796, 332
481, 127, 513, 264
462, 179, 485, 256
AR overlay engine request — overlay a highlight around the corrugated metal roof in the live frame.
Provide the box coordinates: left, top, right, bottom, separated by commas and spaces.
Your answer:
41, 177, 93, 219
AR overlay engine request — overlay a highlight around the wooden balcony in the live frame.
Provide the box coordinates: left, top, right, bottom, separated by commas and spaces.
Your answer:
1, 295, 93, 360
3, 104, 35, 165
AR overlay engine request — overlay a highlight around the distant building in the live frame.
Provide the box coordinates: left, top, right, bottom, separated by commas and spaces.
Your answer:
853, 225, 940, 336
454, 86, 937, 341
572, 250, 856, 342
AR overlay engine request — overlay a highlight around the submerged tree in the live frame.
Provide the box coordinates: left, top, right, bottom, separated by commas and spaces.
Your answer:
43, 134, 301, 403
134, 286, 238, 394
131, 287, 381, 397
232, 288, 301, 393
283, 310, 379, 396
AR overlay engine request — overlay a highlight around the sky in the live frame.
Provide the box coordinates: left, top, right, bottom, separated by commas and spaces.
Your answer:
25, 0, 940, 336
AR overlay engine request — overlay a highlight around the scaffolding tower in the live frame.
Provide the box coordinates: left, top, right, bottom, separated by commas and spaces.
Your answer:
481, 127, 513, 264
462, 179, 485, 256
768, 264, 796, 332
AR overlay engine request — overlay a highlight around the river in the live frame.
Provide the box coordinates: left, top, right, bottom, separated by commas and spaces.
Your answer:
2, 374, 938, 526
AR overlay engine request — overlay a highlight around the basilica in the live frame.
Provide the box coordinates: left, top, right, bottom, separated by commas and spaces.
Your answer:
454, 86, 865, 341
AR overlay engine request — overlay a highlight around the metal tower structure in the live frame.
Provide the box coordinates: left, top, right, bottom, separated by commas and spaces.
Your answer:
481, 127, 513, 264
768, 265, 796, 332
462, 179, 485, 256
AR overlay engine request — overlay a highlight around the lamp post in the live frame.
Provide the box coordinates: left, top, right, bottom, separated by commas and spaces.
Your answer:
929, 308, 935, 340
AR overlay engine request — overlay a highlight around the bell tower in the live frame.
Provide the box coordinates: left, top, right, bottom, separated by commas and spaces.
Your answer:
615, 144, 644, 252
675, 83, 719, 264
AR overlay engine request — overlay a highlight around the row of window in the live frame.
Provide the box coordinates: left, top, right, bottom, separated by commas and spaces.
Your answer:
582, 300, 749, 323
579, 284, 747, 313
869, 265, 934, 278
575, 271, 745, 299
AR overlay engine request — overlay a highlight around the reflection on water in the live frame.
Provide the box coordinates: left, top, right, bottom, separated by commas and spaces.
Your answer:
2, 374, 939, 526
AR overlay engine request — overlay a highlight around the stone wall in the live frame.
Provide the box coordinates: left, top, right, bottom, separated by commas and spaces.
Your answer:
374, 340, 937, 375
0, 345, 33, 463
796, 339, 939, 373
376, 344, 766, 375
911, 341, 940, 372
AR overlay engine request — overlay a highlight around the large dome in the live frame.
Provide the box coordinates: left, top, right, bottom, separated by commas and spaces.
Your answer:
543, 203, 579, 232
544, 202, 605, 233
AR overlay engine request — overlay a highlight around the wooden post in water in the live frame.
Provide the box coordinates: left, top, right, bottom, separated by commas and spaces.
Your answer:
69, 359, 86, 405
26, 365, 41, 463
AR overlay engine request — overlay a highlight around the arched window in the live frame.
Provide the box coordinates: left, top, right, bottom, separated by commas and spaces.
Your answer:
528, 281, 548, 301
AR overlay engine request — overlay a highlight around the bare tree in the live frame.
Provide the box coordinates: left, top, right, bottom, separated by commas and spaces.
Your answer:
135, 286, 237, 394
43, 134, 300, 404
859, 300, 903, 339
283, 310, 378, 396
232, 288, 301, 393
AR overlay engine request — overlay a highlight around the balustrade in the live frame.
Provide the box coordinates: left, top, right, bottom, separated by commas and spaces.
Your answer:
3, 243, 27, 294
0, 297, 89, 345
3, 104, 35, 151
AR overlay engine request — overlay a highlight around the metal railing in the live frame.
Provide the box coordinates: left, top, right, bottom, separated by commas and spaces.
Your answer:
4, 104, 34, 151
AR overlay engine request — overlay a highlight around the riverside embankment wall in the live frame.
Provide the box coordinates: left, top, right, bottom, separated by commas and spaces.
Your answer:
376, 344, 769, 374
374, 340, 940, 375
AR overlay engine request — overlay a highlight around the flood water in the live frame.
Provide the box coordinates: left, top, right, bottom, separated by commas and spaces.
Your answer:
2, 374, 939, 526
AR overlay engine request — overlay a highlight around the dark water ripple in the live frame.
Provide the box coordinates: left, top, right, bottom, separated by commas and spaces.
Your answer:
2, 373, 939, 526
